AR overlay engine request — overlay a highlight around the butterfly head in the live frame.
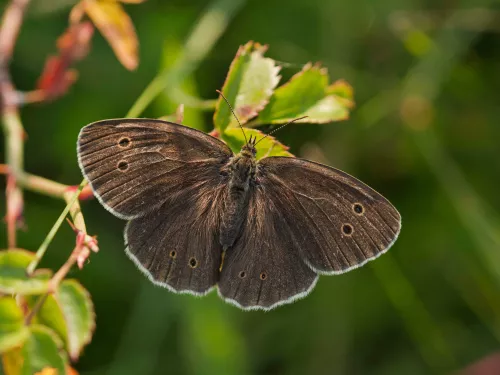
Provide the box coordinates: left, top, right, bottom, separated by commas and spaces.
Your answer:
241, 135, 257, 157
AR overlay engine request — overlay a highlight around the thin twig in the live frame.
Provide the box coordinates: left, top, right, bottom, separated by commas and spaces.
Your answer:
0, 0, 30, 65
25, 221, 98, 324
0, 0, 32, 248
170, 88, 217, 110
24, 293, 48, 325
127, 0, 246, 118
0, 164, 94, 200
27, 180, 88, 274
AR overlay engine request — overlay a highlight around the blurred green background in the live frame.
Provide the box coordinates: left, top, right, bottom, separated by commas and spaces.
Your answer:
1, 0, 500, 374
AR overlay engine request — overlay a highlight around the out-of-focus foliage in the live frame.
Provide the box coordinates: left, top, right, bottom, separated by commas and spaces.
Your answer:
0, 249, 95, 374
0, 250, 51, 295
1, 0, 500, 374
0, 298, 29, 353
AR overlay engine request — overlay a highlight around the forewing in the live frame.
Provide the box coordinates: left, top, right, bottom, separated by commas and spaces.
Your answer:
218, 185, 318, 310
125, 181, 227, 294
257, 157, 401, 274
77, 118, 232, 219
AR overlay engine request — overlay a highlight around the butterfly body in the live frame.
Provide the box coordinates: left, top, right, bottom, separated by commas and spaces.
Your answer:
77, 119, 401, 310
220, 141, 257, 249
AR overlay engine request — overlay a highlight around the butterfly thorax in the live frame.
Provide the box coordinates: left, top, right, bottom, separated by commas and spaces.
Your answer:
220, 144, 257, 250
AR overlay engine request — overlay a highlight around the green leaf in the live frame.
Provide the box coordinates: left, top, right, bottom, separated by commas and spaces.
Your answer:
214, 41, 280, 132
2, 325, 67, 375
222, 128, 292, 159
255, 63, 354, 125
0, 297, 29, 354
26, 295, 68, 354
56, 280, 95, 361
0, 250, 52, 295
327, 79, 355, 102
0, 249, 35, 268
25, 280, 95, 362
2, 346, 29, 375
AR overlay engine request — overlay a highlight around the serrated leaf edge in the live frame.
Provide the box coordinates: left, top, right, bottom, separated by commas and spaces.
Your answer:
30, 324, 68, 374
272, 62, 328, 95
327, 79, 355, 109
56, 280, 95, 362
233, 47, 282, 125
213, 41, 254, 128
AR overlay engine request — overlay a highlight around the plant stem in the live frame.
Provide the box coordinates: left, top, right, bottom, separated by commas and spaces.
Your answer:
373, 256, 456, 370
24, 293, 48, 325
169, 88, 217, 110
0, 165, 94, 200
0, 0, 32, 248
2, 103, 24, 248
27, 180, 87, 275
0, 0, 31, 65
126, 0, 246, 118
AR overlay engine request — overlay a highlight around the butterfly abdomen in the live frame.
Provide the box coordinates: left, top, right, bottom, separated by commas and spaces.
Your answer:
219, 152, 255, 249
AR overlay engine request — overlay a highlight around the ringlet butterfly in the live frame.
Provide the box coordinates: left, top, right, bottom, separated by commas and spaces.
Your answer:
77, 107, 401, 310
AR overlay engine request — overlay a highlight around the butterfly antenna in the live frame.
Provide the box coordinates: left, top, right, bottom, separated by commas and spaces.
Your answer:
216, 90, 248, 144
255, 116, 308, 146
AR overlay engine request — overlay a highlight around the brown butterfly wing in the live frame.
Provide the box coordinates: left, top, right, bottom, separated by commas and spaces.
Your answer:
218, 156, 400, 310
256, 157, 401, 274
125, 181, 227, 295
77, 119, 232, 219
218, 184, 319, 310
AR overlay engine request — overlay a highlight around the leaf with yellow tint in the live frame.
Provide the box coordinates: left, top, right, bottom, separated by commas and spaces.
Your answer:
34, 368, 58, 375
82, 0, 139, 70
33, 367, 79, 375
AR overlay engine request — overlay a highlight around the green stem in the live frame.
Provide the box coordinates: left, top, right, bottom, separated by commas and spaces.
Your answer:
2, 109, 24, 248
126, 0, 246, 118
24, 293, 48, 325
169, 88, 217, 110
27, 180, 87, 275
17, 171, 72, 199
372, 256, 456, 371
1, 0, 33, 248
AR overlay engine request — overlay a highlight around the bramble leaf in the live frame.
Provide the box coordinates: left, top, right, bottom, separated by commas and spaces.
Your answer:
254, 63, 354, 125
214, 41, 280, 132
222, 128, 292, 159
2, 325, 67, 375
26, 280, 95, 362
83, 0, 139, 70
0, 297, 29, 354
327, 79, 354, 102
57, 280, 95, 361
26, 295, 67, 355
33, 368, 59, 375
0, 250, 52, 295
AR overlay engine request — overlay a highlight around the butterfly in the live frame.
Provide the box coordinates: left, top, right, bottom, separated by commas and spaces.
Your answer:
77, 117, 401, 310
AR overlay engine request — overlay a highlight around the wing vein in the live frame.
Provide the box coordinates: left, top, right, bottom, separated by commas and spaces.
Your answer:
290, 191, 344, 268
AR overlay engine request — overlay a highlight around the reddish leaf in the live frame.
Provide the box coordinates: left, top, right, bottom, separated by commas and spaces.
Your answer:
36, 22, 94, 101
